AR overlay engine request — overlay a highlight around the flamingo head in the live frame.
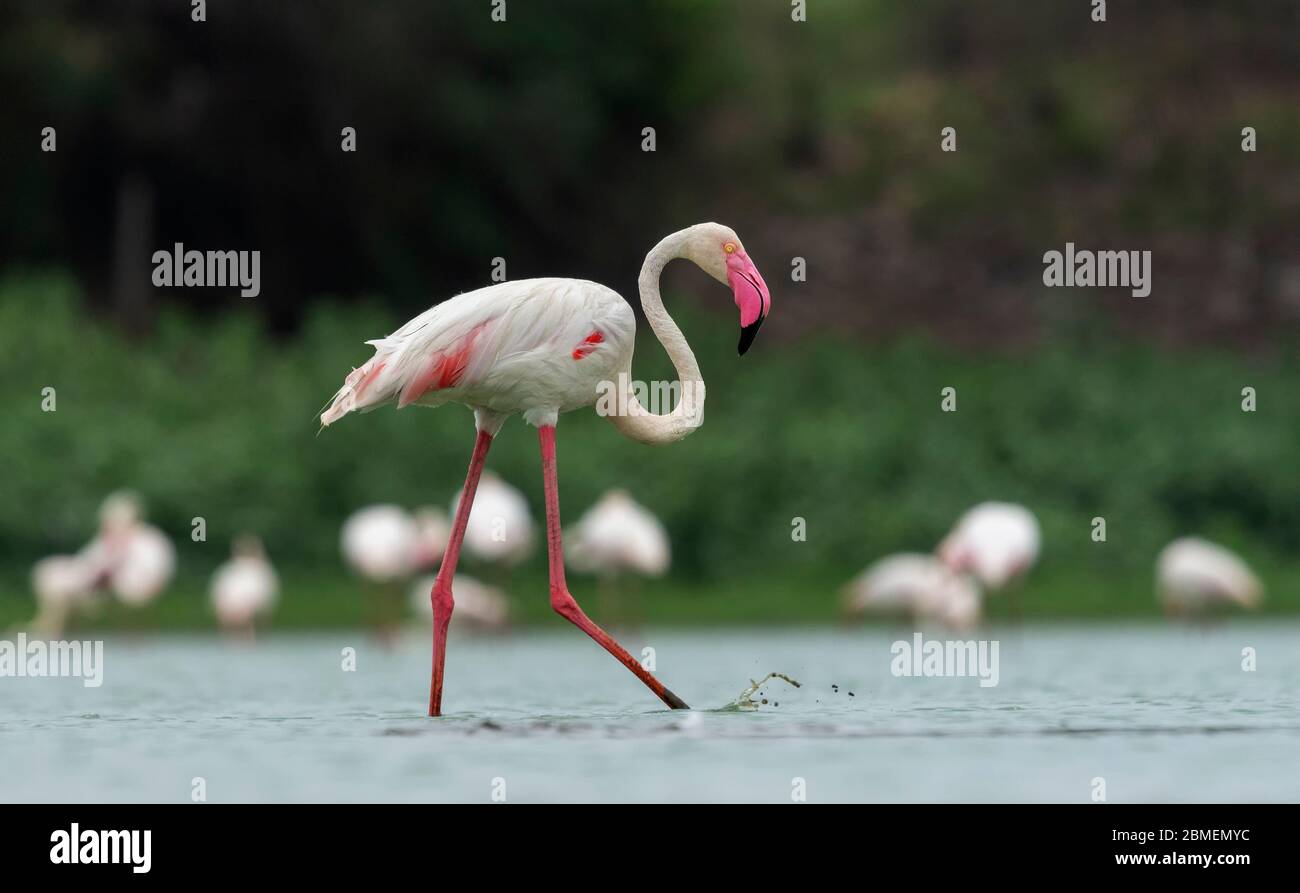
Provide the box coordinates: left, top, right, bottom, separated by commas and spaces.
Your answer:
98, 490, 143, 543
232, 535, 266, 560
682, 222, 772, 355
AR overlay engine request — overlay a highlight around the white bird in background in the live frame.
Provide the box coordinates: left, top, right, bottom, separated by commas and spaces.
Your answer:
843, 553, 982, 631
1157, 537, 1262, 616
566, 489, 669, 629
341, 504, 449, 642
320, 222, 773, 715
211, 536, 280, 638
938, 502, 1041, 591
340, 504, 449, 582
28, 555, 98, 636
566, 489, 670, 579
410, 574, 509, 631
82, 491, 176, 608
453, 471, 534, 566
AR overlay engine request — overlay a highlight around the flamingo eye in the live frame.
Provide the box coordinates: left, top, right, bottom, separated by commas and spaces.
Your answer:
724, 242, 736, 254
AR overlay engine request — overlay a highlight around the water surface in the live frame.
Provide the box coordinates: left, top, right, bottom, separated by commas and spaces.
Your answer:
3, 624, 1296, 802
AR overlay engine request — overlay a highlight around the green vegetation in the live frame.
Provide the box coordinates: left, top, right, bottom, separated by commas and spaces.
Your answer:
2, 272, 1297, 628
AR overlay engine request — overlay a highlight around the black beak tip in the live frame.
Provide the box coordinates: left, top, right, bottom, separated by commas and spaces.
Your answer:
738, 316, 764, 356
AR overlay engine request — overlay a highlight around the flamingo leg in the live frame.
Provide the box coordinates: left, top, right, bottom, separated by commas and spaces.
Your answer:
537, 425, 689, 710
428, 428, 494, 716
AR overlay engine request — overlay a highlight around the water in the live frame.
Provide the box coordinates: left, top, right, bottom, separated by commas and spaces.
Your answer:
3, 623, 1297, 802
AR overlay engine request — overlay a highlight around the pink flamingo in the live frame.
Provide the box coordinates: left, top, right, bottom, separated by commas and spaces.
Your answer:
321, 223, 771, 715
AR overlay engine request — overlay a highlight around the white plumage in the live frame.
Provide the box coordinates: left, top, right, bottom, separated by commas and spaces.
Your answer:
1157, 537, 1262, 614
211, 537, 279, 632
107, 525, 176, 606
29, 555, 98, 635
321, 278, 637, 431
938, 502, 1041, 590
843, 553, 982, 631
32, 555, 96, 610
452, 471, 534, 566
410, 574, 509, 630
566, 489, 670, 578
340, 504, 449, 582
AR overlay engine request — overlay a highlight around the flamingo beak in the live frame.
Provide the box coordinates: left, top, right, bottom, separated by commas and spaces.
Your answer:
727, 251, 771, 356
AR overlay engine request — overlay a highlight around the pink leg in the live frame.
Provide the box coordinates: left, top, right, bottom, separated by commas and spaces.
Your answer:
428, 428, 494, 716
538, 425, 689, 710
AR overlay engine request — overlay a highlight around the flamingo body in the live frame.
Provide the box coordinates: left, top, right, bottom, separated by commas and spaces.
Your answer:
567, 489, 670, 578
107, 524, 175, 607
844, 552, 982, 630
1157, 537, 1262, 614
29, 555, 98, 635
32, 555, 96, 610
939, 502, 1041, 590
323, 280, 635, 429
341, 504, 447, 582
452, 472, 534, 565
211, 539, 279, 631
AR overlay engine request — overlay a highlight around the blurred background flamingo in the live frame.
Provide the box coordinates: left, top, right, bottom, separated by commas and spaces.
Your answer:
566, 489, 669, 628
210, 536, 280, 639
27, 554, 97, 636
938, 502, 1040, 617
843, 553, 982, 632
24, 491, 175, 634
454, 471, 535, 570
89, 491, 176, 611
1157, 537, 1262, 618
341, 504, 449, 640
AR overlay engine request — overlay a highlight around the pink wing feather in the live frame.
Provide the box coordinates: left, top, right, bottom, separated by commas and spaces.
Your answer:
321, 298, 500, 426
319, 278, 628, 428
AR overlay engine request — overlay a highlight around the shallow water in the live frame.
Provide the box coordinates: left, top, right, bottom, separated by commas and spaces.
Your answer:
2, 623, 1297, 802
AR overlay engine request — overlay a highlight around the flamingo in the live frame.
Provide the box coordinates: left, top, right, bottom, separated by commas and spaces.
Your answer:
210, 536, 280, 638
28, 554, 97, 636
410, 574, 510, 630
567, 489, 671, 579
340, 504, 449, 582
1157, 537, 1262, 616
567, 488, 670, 628
341, 504, 449, 640
81, 491, 176, 608
938, 502, 1041, 591
320, 222, 771, 715
452, 471, 534, 566
842, 553, 982, 631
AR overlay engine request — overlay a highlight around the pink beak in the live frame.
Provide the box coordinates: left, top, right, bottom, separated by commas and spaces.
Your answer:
727, 251, 771, 356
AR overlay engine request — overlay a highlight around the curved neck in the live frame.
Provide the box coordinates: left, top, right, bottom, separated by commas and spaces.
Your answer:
607, 231, 706, 444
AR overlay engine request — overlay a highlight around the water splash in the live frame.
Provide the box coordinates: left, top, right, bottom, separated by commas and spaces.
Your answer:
726, 672, 802, 711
